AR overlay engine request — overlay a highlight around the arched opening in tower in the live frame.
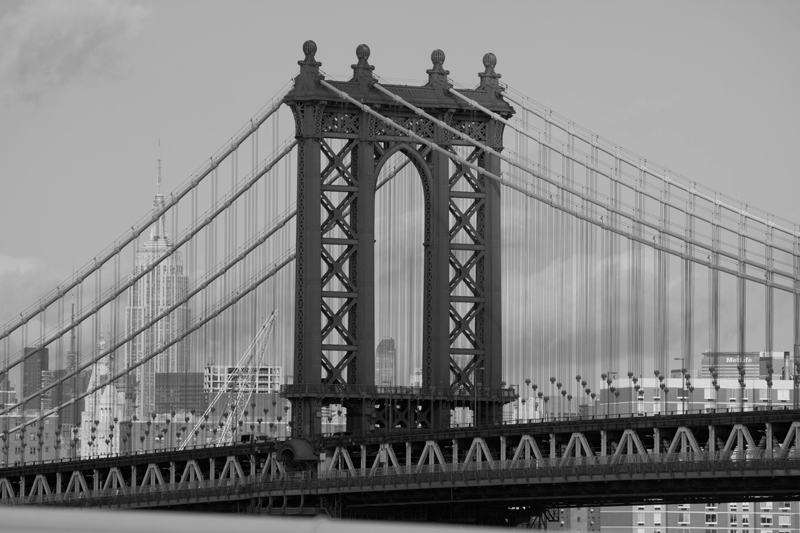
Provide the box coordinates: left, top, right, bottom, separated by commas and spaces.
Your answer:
374, 152, 425, 388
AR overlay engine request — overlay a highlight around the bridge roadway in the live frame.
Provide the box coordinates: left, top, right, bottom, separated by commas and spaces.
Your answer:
3, 408, 800, 525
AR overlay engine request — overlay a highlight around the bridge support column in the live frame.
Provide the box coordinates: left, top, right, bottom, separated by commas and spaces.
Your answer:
93, 470, 99, 492
210, 458, 215, 483
131, 466, 137, 490
170, 462, 176, 485
550, 433, 556, 460
500, 436, 506, 461
453, 439, 459, 467
406, 442, 412, 469
600, 431, 607, 456
360, 445, 366, 471
654, 429, 661, 454
56, 473, 61, 494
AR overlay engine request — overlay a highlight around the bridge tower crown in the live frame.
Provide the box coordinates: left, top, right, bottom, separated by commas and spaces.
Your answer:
283, 42, 514, 442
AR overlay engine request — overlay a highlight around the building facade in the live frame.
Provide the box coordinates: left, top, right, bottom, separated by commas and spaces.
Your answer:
574, 356, 800, 533
154, 372, 205, 415
376, 338, 396, 386
80, 337, 125, 458
125, 178, 191, 419
203, 365, 282, 394
21, 347, 48, 412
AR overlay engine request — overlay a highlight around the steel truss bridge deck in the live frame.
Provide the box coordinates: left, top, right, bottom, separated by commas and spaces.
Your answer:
3, 410, 800, 523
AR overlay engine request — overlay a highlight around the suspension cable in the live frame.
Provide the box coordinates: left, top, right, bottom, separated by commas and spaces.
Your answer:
0, 139, 297, 377
2, 202, 298, 419
501, 89, 800, 241
3, 253, 295, 438
0, 91, 290, 342
371, 82, 799, 290
456, 88, 800, 261
4, 142, 415, 426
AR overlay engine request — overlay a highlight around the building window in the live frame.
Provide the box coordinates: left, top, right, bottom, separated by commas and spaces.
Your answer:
730, 503, 738, 512
678, 504, 690, 511
780, 502, 791, 511
762, 502, 774, 511
730, 515, 738, 525
779, 514, 791, 527
637, 513, 645, 525
742, 515, 750, 526
761, 515, 773, 526
705, 514, 718, 525
653, 512, 661, 525
707, 503, 718, 510
778, 390, 789, 402
742, 503, 750, 511
679, 513, 690, 525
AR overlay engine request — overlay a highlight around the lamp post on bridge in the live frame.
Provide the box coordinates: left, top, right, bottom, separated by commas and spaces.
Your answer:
674, 357, 686, 414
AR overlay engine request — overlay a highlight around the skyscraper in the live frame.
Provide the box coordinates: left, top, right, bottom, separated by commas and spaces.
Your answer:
375, 338, 396, 387
81, 335, 125, 458
41, 314, 91, 426
22, 347, 48, 412
125, 164, 191, 419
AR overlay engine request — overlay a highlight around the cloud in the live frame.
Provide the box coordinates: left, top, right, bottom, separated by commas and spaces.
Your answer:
0, 254, 65, 325
0, 254, 41, 275
0, 0, 152, 103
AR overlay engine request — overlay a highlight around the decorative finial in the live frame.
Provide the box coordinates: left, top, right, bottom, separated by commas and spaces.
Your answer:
293, 40, 323, 93
426, 49, 450, 92
431, 49, 445, 68
300, 40, 320, 66
356, 44, 370, 61
483, 52, 497, 70
478, 52, 501, 92
350, 44, 375, 86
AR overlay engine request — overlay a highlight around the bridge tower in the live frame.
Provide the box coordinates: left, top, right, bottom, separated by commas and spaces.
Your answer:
283, 42, 514, 442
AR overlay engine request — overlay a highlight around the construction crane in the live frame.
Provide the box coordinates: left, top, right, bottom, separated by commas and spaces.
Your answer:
179, 310, 278, 450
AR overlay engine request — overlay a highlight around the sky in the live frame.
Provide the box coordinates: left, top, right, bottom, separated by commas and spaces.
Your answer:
0, 0, 799, 370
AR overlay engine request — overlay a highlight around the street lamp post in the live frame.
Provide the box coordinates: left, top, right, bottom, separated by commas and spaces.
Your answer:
674, 357, 686, 414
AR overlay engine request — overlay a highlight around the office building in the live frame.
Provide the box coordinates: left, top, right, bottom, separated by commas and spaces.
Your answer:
0, 414, 67, 466
204, 365, 282, 394
21, 347, 48, 412
0, 373, 15, 411
154, 372, 205, 415
700, 350, 792, 380
410, 368, 422, 388
80, 336, 125, 458
376, 338, 396, 386
125, 169, 191, 419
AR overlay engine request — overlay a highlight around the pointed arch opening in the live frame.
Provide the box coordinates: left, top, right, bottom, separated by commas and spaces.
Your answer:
374, 145, 431, 389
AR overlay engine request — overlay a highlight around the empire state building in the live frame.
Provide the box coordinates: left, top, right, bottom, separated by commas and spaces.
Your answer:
125, 166, 191, 419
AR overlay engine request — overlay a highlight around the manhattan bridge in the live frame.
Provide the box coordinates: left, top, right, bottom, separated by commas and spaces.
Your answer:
1, 42, 800, 526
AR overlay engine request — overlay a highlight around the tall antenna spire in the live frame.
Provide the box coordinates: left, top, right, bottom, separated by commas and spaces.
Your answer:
149, 137, 169, 242
157, 136, 162, 195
